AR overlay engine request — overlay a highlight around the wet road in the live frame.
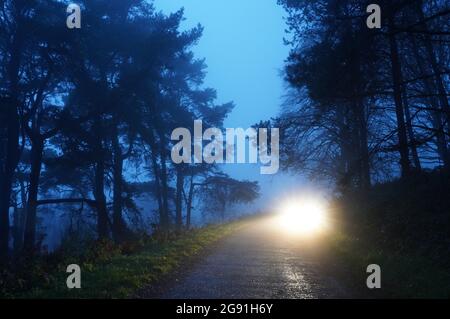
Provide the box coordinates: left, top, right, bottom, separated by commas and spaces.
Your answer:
158, 217, 349, 299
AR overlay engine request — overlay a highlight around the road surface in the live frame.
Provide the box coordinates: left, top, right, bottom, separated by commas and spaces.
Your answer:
154, 217, 350, 299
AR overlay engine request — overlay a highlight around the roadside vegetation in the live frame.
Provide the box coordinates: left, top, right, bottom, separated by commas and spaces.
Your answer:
327, 169, 450, 298
0, 221, 246, 298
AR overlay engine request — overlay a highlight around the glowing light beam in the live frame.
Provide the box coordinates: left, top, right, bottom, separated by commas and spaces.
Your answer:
277, 198, 328, 236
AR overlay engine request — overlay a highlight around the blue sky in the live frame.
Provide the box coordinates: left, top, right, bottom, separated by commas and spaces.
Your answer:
153, 0, 312, 209
154, 0, 288, 128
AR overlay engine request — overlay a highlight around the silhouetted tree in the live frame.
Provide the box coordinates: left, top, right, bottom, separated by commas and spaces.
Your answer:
278, 0, 449, 191
1, 0, 258, 261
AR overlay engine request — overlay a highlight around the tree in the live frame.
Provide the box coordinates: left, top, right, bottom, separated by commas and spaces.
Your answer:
278, 0, 449, 190
1, 0, 262, 261
0, 0, 67, 260
199, 174, 260, 222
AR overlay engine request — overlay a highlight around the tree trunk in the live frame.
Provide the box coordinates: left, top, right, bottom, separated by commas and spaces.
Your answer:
0, 100, 20, 262
13, 207, 26, 252
159, 150, 170, 229
93, 116, 108, 239
150, 150, 164, 227
402, 89, 422, 170
175, 167, 184, 231
336, 104, 353, 192
145, 124, 170, 230
186, 176, 194, 229
156, 128, 170, 229
112, 128, 127, 242
0, 20, 23, 262
388, 16, 411, 177
12, 171, 27, 252
356, 99, 371, 190
94, 159, 109, 239
23, 136, 44, 253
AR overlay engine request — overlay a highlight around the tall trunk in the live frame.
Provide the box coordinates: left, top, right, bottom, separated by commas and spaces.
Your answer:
356, 100, 371, 190
150, 149, 164, 226
337, 105, 352, 192
144, 127, 165, 228
0, 100, 20, 262
156, 126, 170, 229
0, 18, 23, 262
402, 89, 422, 170
23, 136, 44, 253
146, 123, 170, 229
175, 167, 184, 231
186, 175, 194, 229
159, 148, 170, 229
12, 207, 25, 252
112, 127, 126, 242
388, 16, 411, 177
94, 159, 109, 239
352, 33, 371, 190
13, 179, 27, 252
93, 116, 108, 239
147, 105, 170, 229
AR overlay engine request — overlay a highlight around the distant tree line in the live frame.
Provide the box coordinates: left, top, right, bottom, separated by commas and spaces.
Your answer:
0, 0, 259, 263
277, 0, 449, 191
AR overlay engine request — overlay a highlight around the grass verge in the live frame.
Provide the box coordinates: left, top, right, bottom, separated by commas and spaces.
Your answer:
324, 231, 450, 298
9, 221, 245, 299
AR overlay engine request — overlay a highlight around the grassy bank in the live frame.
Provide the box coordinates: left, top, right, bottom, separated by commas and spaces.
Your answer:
325, 231, 450, 298
325, 170, 450, 298
2, 221, 246, 299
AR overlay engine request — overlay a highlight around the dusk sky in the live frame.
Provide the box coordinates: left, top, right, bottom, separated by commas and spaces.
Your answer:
154, 0, 312, 208
154, 0, 288, 128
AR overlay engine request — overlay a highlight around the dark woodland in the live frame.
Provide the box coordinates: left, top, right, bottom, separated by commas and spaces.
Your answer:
0, 0, 449, 299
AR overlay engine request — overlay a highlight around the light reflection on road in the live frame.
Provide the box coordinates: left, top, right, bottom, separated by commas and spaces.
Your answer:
152, 216, 348, 299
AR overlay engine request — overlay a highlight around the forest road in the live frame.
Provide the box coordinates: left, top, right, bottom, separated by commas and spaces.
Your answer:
153, 216, 350, 299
